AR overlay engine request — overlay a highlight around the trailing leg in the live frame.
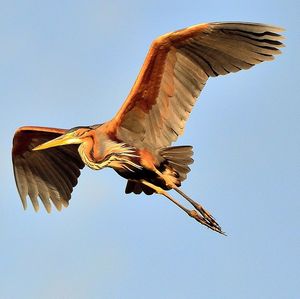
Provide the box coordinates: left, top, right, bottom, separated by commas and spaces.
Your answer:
153, 168, 222, 233
173, 186, 221, 230
140, 180, 225, 235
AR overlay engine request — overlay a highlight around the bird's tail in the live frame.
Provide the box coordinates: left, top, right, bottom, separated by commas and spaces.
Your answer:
159, 145, 194, 182
125, 146, 194, 195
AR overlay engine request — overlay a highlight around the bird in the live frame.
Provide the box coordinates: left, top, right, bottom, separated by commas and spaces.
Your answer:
12, 22, 284, 234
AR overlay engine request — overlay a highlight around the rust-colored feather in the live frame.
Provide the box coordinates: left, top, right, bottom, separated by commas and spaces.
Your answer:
107, 22, 284, 149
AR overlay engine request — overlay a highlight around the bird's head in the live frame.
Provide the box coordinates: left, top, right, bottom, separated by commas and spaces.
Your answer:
32, 126, 94, 151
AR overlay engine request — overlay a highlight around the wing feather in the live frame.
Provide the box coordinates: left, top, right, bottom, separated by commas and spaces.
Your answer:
108, 22, 284, 149
12, 126, 84, 212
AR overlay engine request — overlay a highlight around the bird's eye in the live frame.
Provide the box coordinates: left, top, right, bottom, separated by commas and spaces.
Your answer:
74, 131, 83, 137
77, 129, 89, 137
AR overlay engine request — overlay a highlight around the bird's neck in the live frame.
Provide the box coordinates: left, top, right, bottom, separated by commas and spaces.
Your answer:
77, 135, 140, 171
78, 142, 95, 169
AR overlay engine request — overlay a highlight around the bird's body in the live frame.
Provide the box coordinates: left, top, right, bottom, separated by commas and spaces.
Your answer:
12, 22, 284, 234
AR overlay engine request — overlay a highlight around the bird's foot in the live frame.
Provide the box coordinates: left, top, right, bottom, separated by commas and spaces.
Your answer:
173, 186, 225, 235
188, 209, 225, 235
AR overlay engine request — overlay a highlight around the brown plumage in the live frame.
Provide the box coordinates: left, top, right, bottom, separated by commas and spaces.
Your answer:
12, 126, 84, 211
12, 22, 284, 234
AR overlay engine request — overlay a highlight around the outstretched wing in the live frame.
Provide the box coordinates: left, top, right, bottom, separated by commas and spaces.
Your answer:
12, 126, 84, 212
108, 22, 284, 149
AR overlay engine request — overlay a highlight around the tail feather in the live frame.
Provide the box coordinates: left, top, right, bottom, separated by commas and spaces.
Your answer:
160, 146, 194, 182
125, 146, 194, 195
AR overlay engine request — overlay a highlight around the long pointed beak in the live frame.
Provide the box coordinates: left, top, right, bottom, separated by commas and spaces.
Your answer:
32, 134, 81, 151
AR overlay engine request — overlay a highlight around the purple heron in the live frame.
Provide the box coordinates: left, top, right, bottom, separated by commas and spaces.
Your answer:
12, 22, 284, 234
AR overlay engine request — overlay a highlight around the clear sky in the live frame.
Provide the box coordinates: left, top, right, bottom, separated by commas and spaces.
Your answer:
0, 1, 299, 298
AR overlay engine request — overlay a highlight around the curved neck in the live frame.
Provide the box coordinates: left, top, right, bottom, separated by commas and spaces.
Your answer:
78, 139, 95, 168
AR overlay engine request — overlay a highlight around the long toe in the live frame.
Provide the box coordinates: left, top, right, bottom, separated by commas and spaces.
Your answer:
196, 205, 221, 230
189, 210, 225, 235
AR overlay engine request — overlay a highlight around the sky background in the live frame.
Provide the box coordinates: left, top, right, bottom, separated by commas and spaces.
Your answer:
0, 1, 299, 298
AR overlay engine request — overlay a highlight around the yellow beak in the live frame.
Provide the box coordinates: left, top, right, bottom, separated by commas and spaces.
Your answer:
32, 134, 82, 151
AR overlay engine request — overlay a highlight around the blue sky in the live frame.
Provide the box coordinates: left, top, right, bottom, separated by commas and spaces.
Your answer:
0, 1, 299, 298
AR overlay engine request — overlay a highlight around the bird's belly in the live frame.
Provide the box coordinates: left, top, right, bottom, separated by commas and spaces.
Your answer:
115, 167, 157, 181
115, 165, 171, 191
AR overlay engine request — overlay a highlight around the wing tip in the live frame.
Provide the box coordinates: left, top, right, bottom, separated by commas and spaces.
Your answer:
211, 21, 285, 31
21, 197, 27, 211
53, 202, 63, 212
33, 203, 40, 212
61, 199, 69, 209
44, 205, 52, 214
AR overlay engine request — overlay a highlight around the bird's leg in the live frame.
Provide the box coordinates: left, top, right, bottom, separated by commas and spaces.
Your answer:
153, 169, 221, 230
153, 169, 179, 189
140, 180, 225, 235
173, 186, 222, 232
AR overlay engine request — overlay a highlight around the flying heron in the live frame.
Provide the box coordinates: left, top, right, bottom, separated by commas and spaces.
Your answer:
12, 22, 284, 234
